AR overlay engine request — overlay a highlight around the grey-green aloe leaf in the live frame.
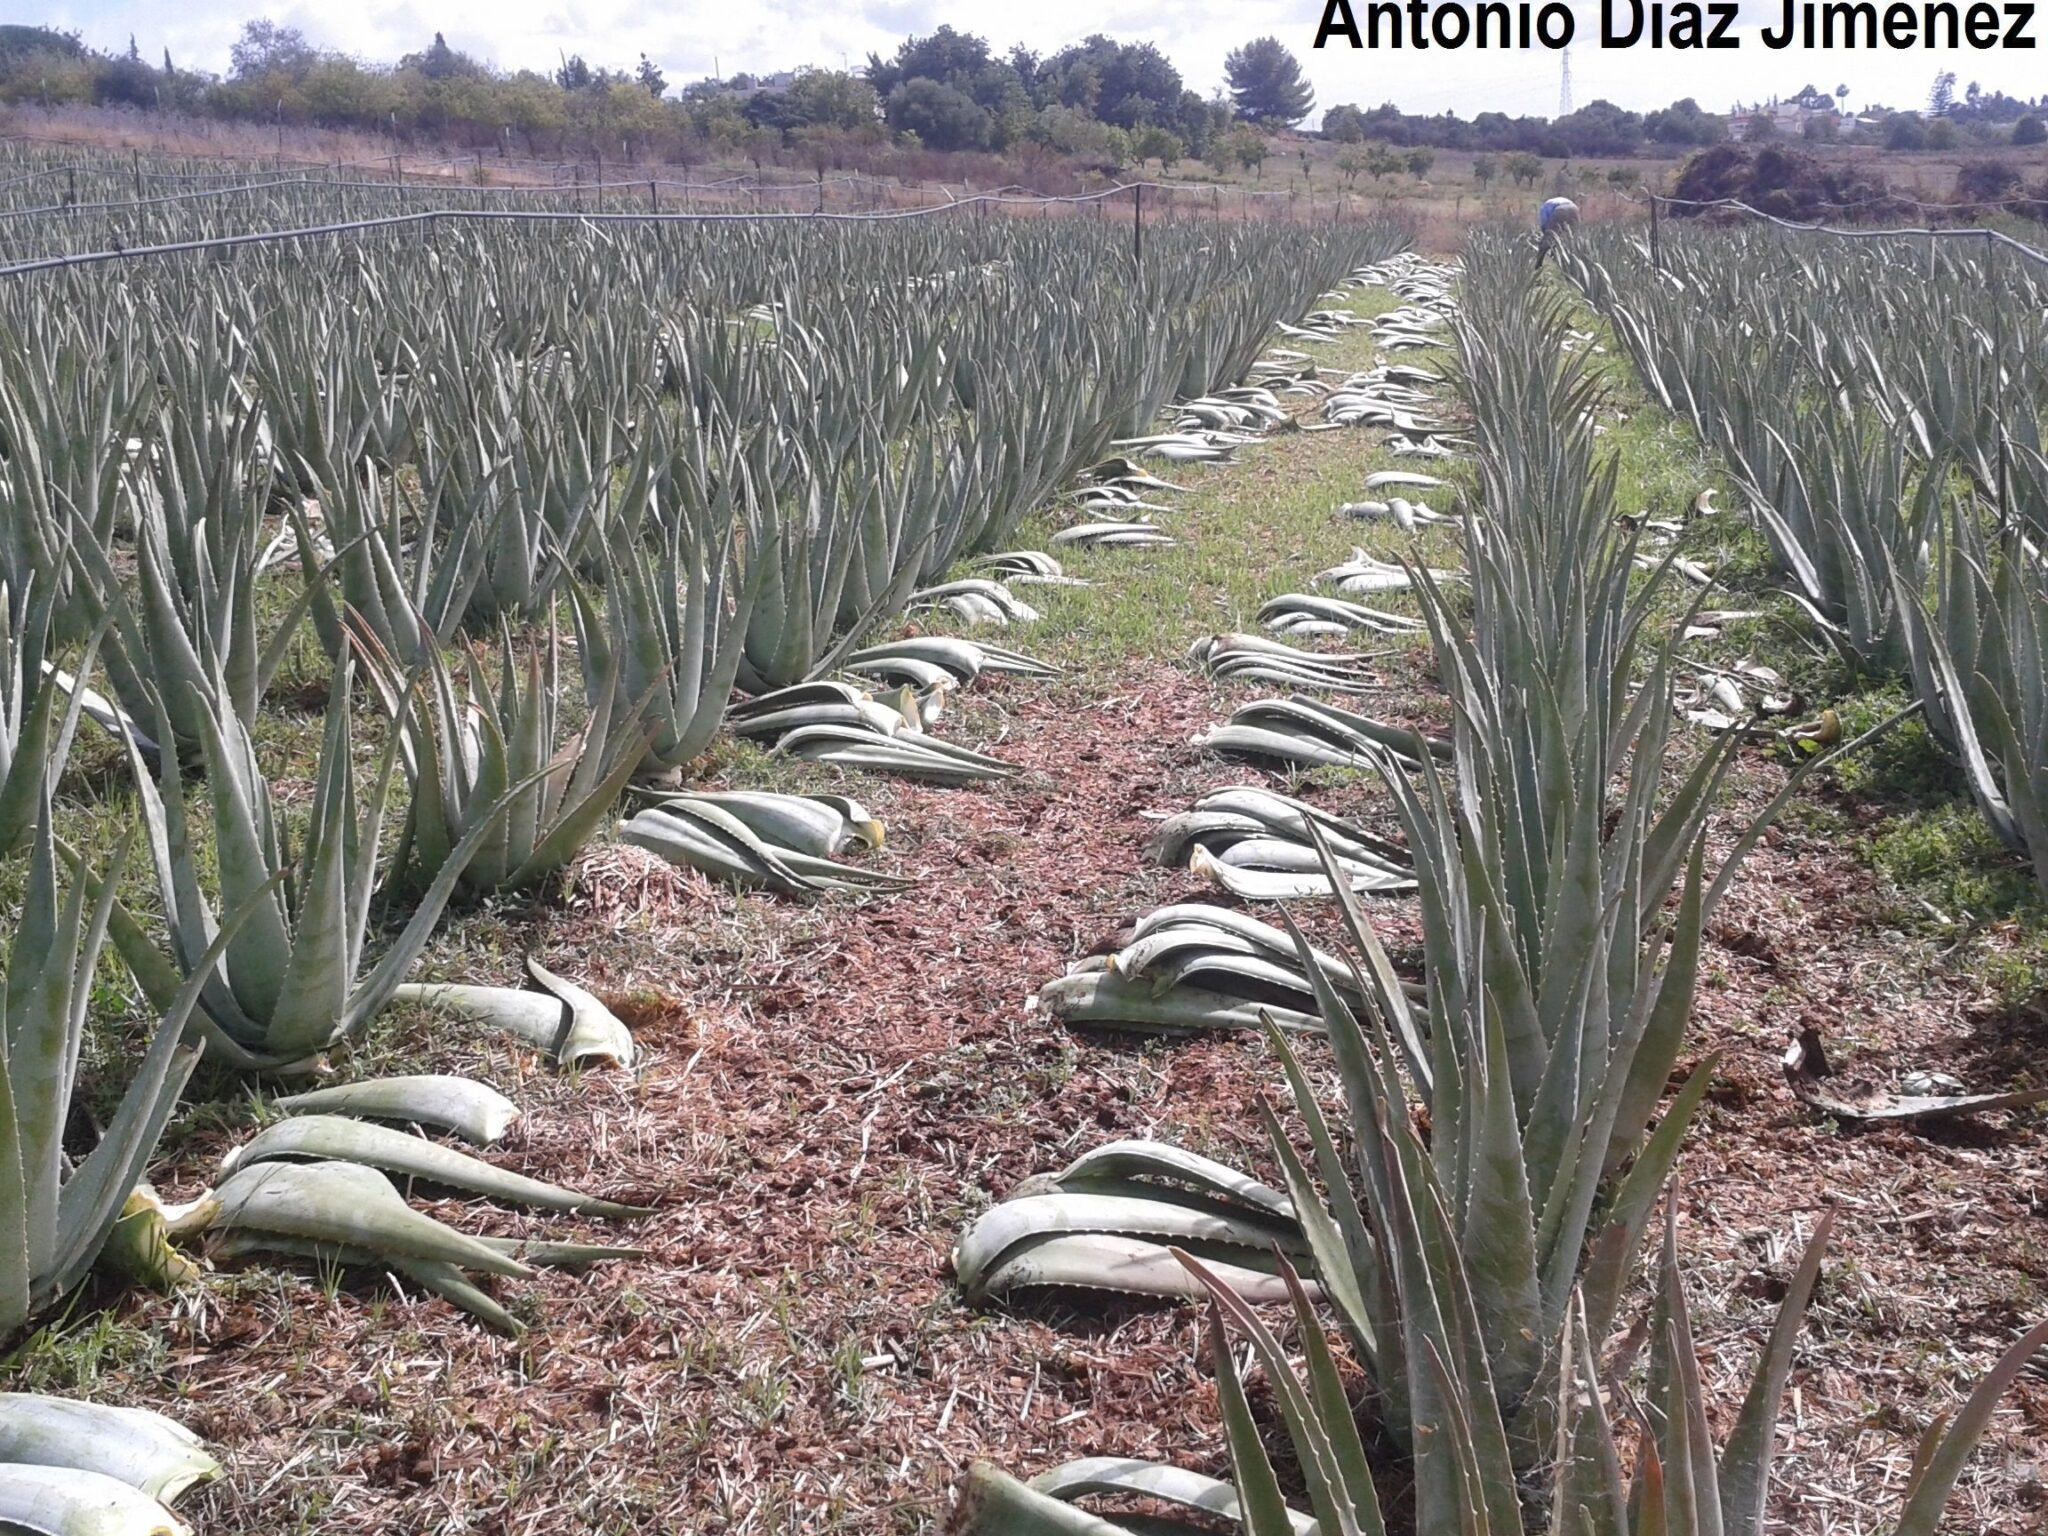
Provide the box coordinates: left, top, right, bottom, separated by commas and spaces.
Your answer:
773, 723, 1020, 783
0, 808, 256, 1337
944, 1464, 1136, 1535
214, 1230, 526, 1337
391, 955, 635, 1070
0, 1397, 219, 1505
634, 790, 884, 859
954, 1186, 1309, 1303
950, 1163, 1302, 1302
210, 1160, 534, 1279
0, 584, 98, 857
0, 1464, 192, 1536
621, 797, 906, 897
1036, 969, 1324, 1037
220, 1115, 649, 1218
1032, 1460, 1315, 1535
271, 1075, 520, 1145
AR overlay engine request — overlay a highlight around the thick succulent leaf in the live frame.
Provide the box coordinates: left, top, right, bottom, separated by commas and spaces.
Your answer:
1718, 1211, 1836, 1536
1891, 1318, 2048, 1536
0, 1396, 219, 1504
954, 1191, 1307, 1300
272, 1076, 519, 1145
222, 1115, 648, 1218
0, 1463, 193, 1536
945, 1464, 1140, 1535
211, 1160, 534, 1279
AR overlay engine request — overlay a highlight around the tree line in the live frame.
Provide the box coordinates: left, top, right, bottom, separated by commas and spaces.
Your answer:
0, 21, 1322, 174
5, 22, 2041, 177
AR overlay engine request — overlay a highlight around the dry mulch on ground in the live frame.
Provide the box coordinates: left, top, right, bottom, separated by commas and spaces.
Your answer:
71, 659, 2048, 1535
84, 663, 1345, 1534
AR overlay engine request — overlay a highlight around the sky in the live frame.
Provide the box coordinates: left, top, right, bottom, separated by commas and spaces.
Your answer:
30, 0, 2048, 121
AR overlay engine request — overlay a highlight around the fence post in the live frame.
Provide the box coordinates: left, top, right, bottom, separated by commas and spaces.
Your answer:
1648, 191, 1662, 269
574, 164, 582, 211
596, 150, 604, 212
816, 166, 824, 214
1996, 430, 2010, 539
133, 148, 142, 197
650, 178, 658, 214
1133, 182, 1143, 265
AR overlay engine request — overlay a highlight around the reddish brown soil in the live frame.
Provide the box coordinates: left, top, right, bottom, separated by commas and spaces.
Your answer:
57, 662, 2048, 1536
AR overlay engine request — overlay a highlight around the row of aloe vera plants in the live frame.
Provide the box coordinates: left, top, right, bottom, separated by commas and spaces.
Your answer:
1558, 225, 2048, 893
0, 138, 846, 268
955, 228, 2045, 1535
0, 204, 1405, 1341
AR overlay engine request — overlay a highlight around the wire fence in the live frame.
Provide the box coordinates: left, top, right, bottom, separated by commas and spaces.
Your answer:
1638, 191, 2048, 268
0, 179, 1372, 280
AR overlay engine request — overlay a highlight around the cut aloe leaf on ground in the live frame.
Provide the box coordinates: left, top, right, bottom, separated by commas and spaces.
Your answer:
1036, 970, 1322, 1037
392, 955, 634, 1069
953, 1189, 1309, 1301
0, 1463, 193, 1536
210, 1160, 534, 1279
272, 1075, 520, 1145
220, 1116, 650, 1219
0, 1396, 219, 1504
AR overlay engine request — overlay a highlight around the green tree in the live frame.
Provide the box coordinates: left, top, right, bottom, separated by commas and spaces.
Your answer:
1322, 102, 1366, 143
1226, 123, 1269, 176
1473, 153, 1497, 187
1335, 144, 1367, 183
1223, 36, 1313, 125
1037, 36, 1184, 131
1504, 150, 1542, 187
415, 32, 462, 79
784, 68, 879, 134
866, 24, 1027, 140
230, 19, 314, 81
1404, 146, 1434, 178
1744, 112, 1779, 142
885, 77, 992, 151
1928, 69, 1956, 116
1926, 116, 1958, 150
1885, 112, 1928, 150
2014, 114, 2047, 146
1605, 164, 1634, 192
1132, 123, 1183, 169
636, 54, 665, 97
1364, 141, 1403, 184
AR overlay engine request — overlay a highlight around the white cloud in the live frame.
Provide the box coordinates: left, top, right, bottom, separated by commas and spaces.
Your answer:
38, 0, 2047, 119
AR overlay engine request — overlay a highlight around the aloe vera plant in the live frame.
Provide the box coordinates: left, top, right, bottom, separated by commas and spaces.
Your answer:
371, 619, 646, 896
952, 1220, 2048, 1536
0, 812, 241, 1338
96, 662, 521, 1073
0, 582, 93, 856
1897, 509, 2048, 893
66, 405, 331, 762
569, 450, 760, 782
